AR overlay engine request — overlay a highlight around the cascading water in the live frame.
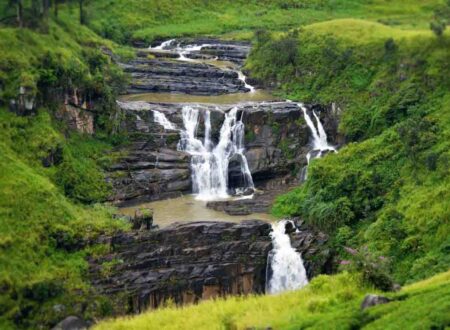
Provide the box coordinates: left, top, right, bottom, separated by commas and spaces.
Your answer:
153, 110, 177, 130
298, 103, 336, 164
237, 70, 255, 93
151, 39, 175, 50
175, 105, 254, 200
149, 39, 256, 92
266, 220, 308, 294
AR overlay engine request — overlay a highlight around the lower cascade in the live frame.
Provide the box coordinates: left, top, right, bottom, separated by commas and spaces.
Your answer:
152, 105, 255, 200
266, 220, 309, 294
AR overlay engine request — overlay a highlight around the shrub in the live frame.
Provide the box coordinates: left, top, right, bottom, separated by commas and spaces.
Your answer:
340, 246, 394, 291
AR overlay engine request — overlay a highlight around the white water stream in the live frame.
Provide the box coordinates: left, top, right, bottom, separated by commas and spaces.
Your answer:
266, 220, 309, 294
147, 42, 337, 296
149, 39, 256, 93
153, 110, 177, 130
151, 106, 254, 201
298, 103, 336, 164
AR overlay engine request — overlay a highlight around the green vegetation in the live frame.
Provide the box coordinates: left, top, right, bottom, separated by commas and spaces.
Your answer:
82, 0, 440, 44
257, 19, 450, 283
94, 270, 450, 330
1, 0, 449, 329
0, 4, 132, 329
0, 108, 129, 329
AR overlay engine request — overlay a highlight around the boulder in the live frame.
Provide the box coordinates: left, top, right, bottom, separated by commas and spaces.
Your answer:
52, 316, 88, 330
361, 294, 391, 310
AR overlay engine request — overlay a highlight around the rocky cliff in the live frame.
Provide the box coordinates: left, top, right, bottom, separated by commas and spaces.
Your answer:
89, 220, 330, 315
108, 101, 341, 207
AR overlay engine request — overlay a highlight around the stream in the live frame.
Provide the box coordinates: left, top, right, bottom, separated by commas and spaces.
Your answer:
114, 38, 336, 295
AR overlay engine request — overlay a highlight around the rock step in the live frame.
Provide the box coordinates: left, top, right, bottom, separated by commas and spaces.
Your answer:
89, 220, 330, 315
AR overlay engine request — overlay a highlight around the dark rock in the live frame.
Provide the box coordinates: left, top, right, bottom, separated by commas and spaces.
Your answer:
90, 220, 329, 315
360, 294, 391, 310
131, 208, 154, 230
51, 316, 88, 330
42, 145, 63, 167
122, 58, 249, 95
284, 221, 296, 234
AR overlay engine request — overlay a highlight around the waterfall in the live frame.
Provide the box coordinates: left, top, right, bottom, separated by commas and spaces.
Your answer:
149, 39, 256, 92
153, 110, 177, 130
150, 39, 175, 50
297, 103, 337, 181
177, 105, 254, 200
266, 220, 308, 294
237, 70, 255, 93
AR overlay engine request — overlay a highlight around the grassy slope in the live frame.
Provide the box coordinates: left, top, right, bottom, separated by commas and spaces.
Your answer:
0, 107, 129, 330
94, 270, 450, 330
84, 0, 440, 43
1, 1, 448, 329
247, 19, 450, 282
0, 14, 131, 330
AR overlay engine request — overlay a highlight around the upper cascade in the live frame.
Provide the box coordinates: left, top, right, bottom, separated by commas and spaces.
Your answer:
148, 39, 256, 93
151, 105, 255, 201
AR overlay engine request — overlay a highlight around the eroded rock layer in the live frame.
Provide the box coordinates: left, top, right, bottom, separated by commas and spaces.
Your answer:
108, 101, 341, 207
89, 220, 330, 315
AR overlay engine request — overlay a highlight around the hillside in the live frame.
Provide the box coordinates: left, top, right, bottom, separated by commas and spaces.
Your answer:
83, 0, 439, 43
250, 18, 450, 283
0, 0, 449, 329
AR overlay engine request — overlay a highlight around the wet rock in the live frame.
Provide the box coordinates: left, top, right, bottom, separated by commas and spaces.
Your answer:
361, 294, 391, 310
90, 220, 329, 316
122, 58, 249, 95
284, 221, 296, 234
51, 316, 88, 330
131, 208, 154, 230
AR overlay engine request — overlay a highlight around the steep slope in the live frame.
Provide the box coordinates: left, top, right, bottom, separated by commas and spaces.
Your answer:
246, 19, 450, 282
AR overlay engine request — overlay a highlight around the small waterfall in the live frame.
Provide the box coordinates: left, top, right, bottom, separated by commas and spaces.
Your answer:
150, 39, 175, 50
266, 220, 308, 294
298, 103, 336, 163
149, 39, 256, 92
237, 70, 255, 93
177, 105, 254, 200
153, 110, 177, 130
298, 103, 336, 180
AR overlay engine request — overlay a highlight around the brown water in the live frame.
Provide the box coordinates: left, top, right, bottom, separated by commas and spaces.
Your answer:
120, 90, 278, 104
119, 195, 275, 228
119, 50, 278, 225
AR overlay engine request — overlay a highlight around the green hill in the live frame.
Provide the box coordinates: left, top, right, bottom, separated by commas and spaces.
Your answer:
0, 0, 448, 329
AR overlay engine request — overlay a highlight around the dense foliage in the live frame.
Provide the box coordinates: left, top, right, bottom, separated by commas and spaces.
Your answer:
80, 0, 438, 44
0, 108, 129, 329
0, 0, 448, 328
261, 20, 450, 283
0, 6, 131, 329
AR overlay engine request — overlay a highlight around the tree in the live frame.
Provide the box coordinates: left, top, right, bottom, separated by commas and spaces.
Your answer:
79, 0, 86, 25
53, 0, 58, 17
8, 0, 24, 27
430, 0, 450, 37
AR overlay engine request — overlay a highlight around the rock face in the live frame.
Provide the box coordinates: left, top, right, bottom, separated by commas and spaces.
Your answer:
107, 107, 191, 205
360, 294, 391, 310
122, 39, 252, 95
89, 220, 330, 315
152, 38, 252, 65
109, 101, 341, 207
123, 59, 250, 95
